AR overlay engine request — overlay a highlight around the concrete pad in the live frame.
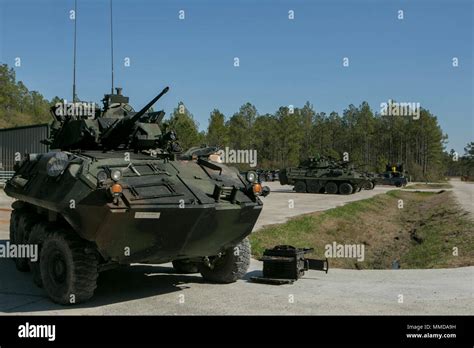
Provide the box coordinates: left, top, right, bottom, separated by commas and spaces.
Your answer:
0, 180, 472, 315
253, 182, 393, 231
0, 258, 472, 315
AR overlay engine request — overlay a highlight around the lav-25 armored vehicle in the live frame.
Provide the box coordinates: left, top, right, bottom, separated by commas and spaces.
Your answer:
279, 156, 373, 194
5, 87, 268, 304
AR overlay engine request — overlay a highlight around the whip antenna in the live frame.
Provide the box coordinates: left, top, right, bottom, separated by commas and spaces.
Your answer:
72, 0, 77, 102
110, 0, 114, 94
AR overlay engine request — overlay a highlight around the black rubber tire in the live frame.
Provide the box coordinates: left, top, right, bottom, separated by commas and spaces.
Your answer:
306, 181, 321, 194
9, 209, 20, 245
28, 222, 49, 288
9, 210, 24, 270
198, 238, 251, 283
339, 182, 353, 195
294, 181, 307, 193
325, 182, 338, 194
279, 169, 288, 185
40, 231, 98, 305
395, 181, 403, 188
13, 212, 38, 272
172, 259, 199, 274
363, 181, 374, 190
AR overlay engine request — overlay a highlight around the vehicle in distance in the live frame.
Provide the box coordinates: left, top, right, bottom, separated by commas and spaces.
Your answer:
375, 163, 408, 187
279, 156, 373, 194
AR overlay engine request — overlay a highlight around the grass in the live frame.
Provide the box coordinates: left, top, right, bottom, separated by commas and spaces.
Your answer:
250, 190, 473, 269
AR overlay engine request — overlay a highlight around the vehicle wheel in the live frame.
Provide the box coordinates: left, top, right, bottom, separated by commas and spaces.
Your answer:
325, 182, 338, 194
363, 181, 374, 190
306, 181, 321, 194
13, 212, 38, 272
339, 182, 353, 195
395, 182, 402, 188
172, 259, 199, 274
294, 181, 307, 193
198, 238, 251, 283
28, 222, 49, 288
40, 231, 98, 305
9, 210, 24, 270
279, 169, 288, 185
9, 209, 21, 245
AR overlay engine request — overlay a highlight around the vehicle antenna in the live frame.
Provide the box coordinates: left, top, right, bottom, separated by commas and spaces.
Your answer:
110, 0, 114, 94
72, 0, 77, 102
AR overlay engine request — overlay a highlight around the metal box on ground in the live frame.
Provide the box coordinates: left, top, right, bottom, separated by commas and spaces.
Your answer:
251, 245, 328, 285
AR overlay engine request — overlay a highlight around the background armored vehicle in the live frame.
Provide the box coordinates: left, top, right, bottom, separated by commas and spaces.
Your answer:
279, 156, 373, 194
256, 169, 280, 183
375, 164, 408, 187
5, 87, 268, 304
361, 171, 377, 190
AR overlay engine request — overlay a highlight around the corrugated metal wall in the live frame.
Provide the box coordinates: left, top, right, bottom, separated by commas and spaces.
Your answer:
0, 124, 50, 171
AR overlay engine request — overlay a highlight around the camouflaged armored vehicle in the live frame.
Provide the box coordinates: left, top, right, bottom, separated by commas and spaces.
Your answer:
5, 87, 268, 304
361, 171, 377, 190
279, 156, 373, 194
375, 163, 408, 187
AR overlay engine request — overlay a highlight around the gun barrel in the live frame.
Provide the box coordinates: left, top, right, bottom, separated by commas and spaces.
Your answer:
100, 86, 170, 148
130, 86, 169, 123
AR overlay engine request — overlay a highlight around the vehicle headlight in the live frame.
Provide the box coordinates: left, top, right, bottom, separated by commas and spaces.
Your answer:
246, 171, 257, 183
111, 169, 122, 181
46, 152, 69, 177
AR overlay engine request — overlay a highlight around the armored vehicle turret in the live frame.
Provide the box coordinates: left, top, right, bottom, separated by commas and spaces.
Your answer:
5, 87, 268, 304
279, 156, 374, 194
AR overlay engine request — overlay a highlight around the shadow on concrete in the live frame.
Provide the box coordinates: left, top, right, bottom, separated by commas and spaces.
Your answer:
0, 250, 210, 313
90, 265, 205, 308
243, 270, 263, 281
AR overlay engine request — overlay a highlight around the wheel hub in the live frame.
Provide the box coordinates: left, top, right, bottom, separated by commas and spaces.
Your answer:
49, 251, 67, 284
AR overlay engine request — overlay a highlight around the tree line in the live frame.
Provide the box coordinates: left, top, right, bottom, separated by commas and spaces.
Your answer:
168, 101, 472, 181
1, 63, 472, 180
0, 64, 52, 128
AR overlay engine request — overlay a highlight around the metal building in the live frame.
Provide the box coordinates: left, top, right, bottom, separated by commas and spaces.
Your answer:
0, 124, 50, 173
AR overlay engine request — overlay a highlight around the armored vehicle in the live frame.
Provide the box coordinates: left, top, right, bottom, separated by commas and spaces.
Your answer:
376, 172, 407, 187
361, 172, 377, 190
279, 156, 373, 194
375, 164, 408, 187
256, 170, 279, 183
5, 87, 268, 304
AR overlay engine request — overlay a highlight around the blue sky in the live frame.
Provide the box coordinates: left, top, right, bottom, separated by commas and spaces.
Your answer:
0, 0, 472, 153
